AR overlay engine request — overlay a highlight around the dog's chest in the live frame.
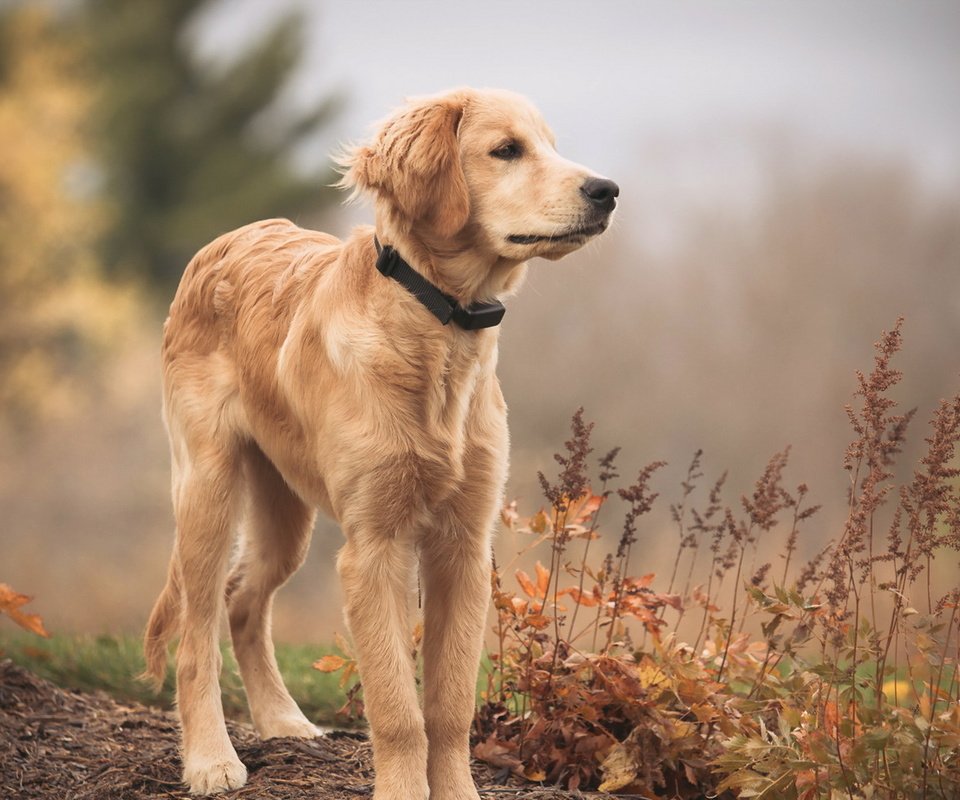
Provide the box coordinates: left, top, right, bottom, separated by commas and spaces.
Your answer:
427, 338, 483, 423
313, 329, 506, 529
382, 330, 496, 464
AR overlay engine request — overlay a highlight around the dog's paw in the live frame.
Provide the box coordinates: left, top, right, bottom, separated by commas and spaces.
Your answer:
183, 756, 248, 795
373, 781, 430, 800
257, 712, 322, 740
428, 765, 481, 800
427, 783, 480, 800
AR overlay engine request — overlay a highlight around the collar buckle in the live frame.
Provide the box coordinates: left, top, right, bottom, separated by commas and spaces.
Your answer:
452, 302, 507, 330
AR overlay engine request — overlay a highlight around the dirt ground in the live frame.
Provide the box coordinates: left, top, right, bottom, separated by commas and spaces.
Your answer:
0, 660, 574, 800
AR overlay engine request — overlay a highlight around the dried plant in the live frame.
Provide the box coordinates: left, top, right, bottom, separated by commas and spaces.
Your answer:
471, 320, 960, 798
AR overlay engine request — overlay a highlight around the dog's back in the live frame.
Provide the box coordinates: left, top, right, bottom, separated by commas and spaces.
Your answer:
163, 218, 340, 371
160, 218, 340, 472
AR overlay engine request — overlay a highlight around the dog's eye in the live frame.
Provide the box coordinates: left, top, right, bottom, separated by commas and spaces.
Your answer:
490, 142, 522, 161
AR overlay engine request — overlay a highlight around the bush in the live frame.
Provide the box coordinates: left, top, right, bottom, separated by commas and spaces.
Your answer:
474, 319, 960, 798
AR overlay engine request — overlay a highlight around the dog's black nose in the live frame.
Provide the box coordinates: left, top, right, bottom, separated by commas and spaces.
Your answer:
580, 177, 620, 212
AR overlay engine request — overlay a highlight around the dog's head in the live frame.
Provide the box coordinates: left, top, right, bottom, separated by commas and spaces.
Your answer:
339, 88, 618, 292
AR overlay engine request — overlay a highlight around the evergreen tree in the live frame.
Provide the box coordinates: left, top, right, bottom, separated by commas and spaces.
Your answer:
79, 0, 341, 293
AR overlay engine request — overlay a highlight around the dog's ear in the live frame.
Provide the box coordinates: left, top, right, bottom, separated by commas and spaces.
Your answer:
338, 93, 470, 238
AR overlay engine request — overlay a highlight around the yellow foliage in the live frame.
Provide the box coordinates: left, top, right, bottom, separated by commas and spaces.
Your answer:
597, 737, 640, 793
0, 6, 139, 422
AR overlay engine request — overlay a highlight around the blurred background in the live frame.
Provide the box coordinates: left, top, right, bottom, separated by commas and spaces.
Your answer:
1, 0, 958, 642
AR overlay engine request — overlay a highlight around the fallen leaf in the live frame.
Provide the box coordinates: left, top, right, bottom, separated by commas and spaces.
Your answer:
473, 736, 521, 771
523, 766, 547, 781
598, 740, 638, 793
0, 583, 49, 638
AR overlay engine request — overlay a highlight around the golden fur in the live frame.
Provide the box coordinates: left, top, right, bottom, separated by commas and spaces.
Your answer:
143, 87, 617, 799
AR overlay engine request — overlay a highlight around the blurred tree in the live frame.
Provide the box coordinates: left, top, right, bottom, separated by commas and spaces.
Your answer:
0, 6, 137, 425
79, 0, 342, 294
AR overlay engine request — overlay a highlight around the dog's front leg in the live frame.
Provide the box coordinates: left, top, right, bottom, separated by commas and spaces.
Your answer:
421, 519, 493, 800
337, 532, 428, 800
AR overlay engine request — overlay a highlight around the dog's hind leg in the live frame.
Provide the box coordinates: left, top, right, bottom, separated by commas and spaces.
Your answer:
171, 439, 247, 795
227, 443, 318, 739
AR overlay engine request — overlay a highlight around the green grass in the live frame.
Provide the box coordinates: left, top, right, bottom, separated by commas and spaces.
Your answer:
0, 631, 352, 726
1, 631, 497, 727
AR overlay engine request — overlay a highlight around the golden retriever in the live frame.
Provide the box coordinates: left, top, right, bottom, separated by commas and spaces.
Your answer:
143, 87, 618, 799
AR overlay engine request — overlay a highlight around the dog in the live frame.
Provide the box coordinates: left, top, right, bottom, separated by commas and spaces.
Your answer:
143, 87, 618, 799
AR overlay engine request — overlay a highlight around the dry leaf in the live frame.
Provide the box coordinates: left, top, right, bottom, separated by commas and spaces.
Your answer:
500, 500, 519, 529
473, 735, 521, 771
526, 509, 551, 535
563, 587, 599, 607
523, 766, 547, 781
524, 614, 551, 630
534, 561, 550, 596
598, 739, 638, 793
565, 492, 604, 525
338, 661, 357, 689
0, 583, 50, 638
313, 654, 346, 672
515, 569, 538, 598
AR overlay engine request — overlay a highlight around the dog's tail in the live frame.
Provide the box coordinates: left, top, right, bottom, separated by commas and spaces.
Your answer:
141, 555, 183, 691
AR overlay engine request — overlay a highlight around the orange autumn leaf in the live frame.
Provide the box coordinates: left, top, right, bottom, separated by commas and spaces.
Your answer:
823, 700, 839, 735
525, 614, 552, 630
0, 583, 49, 638
313, 654, 347, 673
516, 569, 538, 598
625, 573, 656, 590
338, 661, 357, 689
534, 561, 550, 596
566, 492, 604, 524
563, 587, 599, 607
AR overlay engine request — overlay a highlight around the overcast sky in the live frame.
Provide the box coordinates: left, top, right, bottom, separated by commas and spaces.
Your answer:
194, 0, 960, 194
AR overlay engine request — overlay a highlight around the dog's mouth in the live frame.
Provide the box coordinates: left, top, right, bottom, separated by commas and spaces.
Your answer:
507, 221, 608, 246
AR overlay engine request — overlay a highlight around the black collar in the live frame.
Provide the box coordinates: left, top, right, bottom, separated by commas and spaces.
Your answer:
373, 237, 505, 330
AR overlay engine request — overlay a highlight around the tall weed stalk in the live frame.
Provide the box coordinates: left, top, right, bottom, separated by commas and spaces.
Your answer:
474, 320, 960, 799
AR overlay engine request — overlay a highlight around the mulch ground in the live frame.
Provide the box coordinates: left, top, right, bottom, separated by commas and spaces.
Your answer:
0, 660, 578, 800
